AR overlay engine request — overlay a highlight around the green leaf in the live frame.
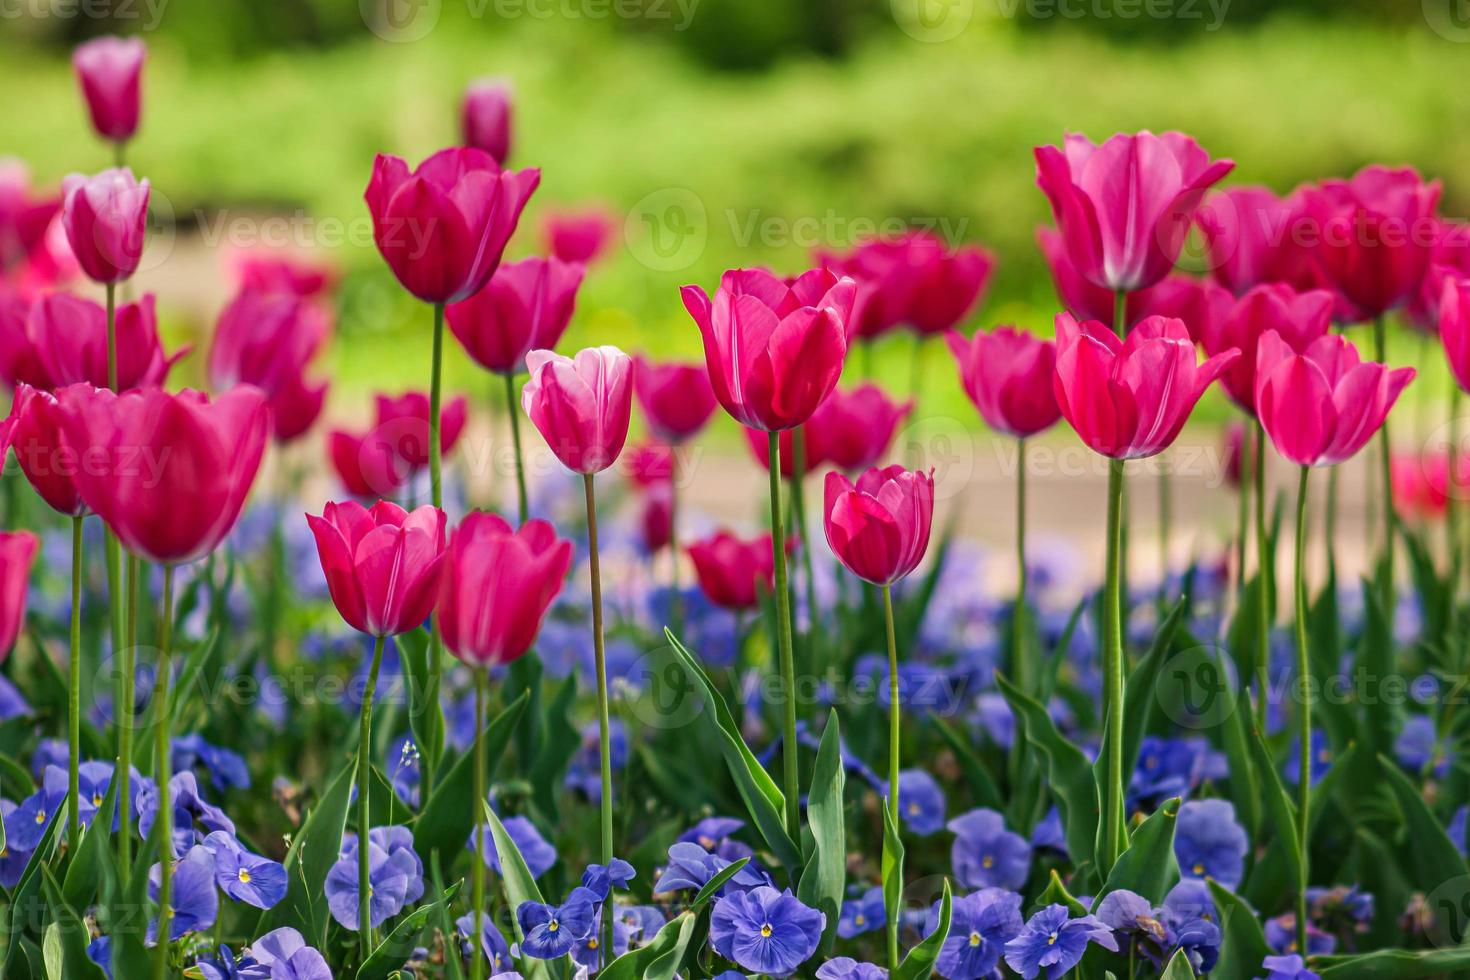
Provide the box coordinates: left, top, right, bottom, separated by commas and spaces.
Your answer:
1207, 880, 1273, 980
1375, 753, 1469, 895
3, 797, 64, 975
528, 674, 579, 822
640, 912, 701, 980
1353, 582, 1399, 757
168, 624, 222, 726
357, 881, 463, 980
1212, 645, 1261, 843
691, 856, 751, 909
930, 715, 1004, 811
1160, 948, 1198, 980
1313, 948, 1470, 979
598, 912, 699, 980
1094, 797, 1181, 906
397, 628, 445, 777
798, 711, 846, 956
1119, 597, 1188, 777
39, 866, 106, 980
663, 628, 800, 874
1246, 722, 1302, 896
881, 800, 905, 957
484, 802, 554, 980
1034, 868, 1087, 916
894, 879, 950, 980
256, 761, 354, 946
1245, 742, 1360, 912
62, 765, 120, 910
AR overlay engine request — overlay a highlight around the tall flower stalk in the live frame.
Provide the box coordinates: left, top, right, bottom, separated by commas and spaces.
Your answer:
357, 634, 387, 956
1291, 464, 1312, 954
66, 515, 83, 853
767, 433, 801, 839
152, 563, 175, 980
583, 473, 616, 954
504, 372, 529, 522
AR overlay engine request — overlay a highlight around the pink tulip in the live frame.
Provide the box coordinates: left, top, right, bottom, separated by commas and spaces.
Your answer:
0, 291, 47, 391
1035, 131, 1233, 292
1052, 312, 1239, 460
805, 383, 912, 472
686, 530, 776, 610
1132, 275, 1234, 345
328, 428, 405, 500
1222, 421, 1245, 489
639, 483, 673, 555
1391, 452, 1455, 521
908, 242, 995, 335
373, 391, 469, 472
461, 80, 512, 164
945, 326, 1061, 439
816, 233, 939, 340
28, 292, 183, 391
447, 256, 584, 375
1302, 165, 1441, 320
9, 384, 85, 515
60, 168, 149, 285
1255, 331, 1415, 467
0, 161, 62, 273
633, 356, 717, 443
823, 465, 935, 586
1197, 283, 1335, 415
521, 346, 633, 474
267, 372, 328, 445
1195, 185, 1315, 296
438, 512, 572, 666
682, 267, 855, 431
1443, 277, 1470, 394
623, 442, 674, 487
72, 36, 144, 144
365, 147, 538, 304
209, 288, 328, 394
231, 251, 336, 298
56, 385, 269, 564
1407, 220, 1470, 332
543, 207, 615, 265
0, 531, 38, 659
307, 500, 447, 637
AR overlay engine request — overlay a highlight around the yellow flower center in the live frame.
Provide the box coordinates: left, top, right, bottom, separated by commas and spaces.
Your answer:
238, 869, 252, 884
588, 938, 599, 950
34, 810, 45, 825
92, 794, 103, 807
1047, 932, 1059, 946
854, 915, 865, 926
760, 923, 773, 938
968, 932, 982, 947
549, 919, 560, 933
1193, 863, 1205, 875
907, 802, 921, 815
981, 855, 994, 869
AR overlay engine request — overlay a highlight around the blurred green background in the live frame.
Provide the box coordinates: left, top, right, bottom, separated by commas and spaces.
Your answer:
3, 0, 1468, 421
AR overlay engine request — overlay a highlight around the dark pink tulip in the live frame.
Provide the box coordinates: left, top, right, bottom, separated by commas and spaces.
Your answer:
57, 384, 269, 564
1052, 312, 1239, 460
9, 384, 84, 515
543, 207, 615, 265
0, 291, 47, 391
29, 292, 182, 391
307, 500, 447, 638
1255, 331, 1415, 467
209, 287, 329, 396
908, 242, 995, 335
1131, 274, 1234, 345
446, 256, 583, 375
1440, 277, 1470, 394
1197, 283, 1334, 415
743, 426, 802, 478
1222, 421, 1244, 489
639, 483, 673, 554
946, 326, 1061, 439
806, 383, 911, 472
686, 530, 776, 610
823, 465, 935, 586
0, 162, 62, 273
328, 428, 405, 500
1407, 220, 1470, 332
682, 267, 855, 431
439, 512, 571, 666
633, 356, 717, 443
1302, 165, 1441, 320
232, 251, 336, 298
1391, 452, 1454, 521
60, 168, 149, 285
1035, 130, 1233, 292
1196, 185, 1311, 296
623, 442, 674, 487
461, 80, 512, 164
373, 391, 468, 472
364, 147, 539, 304
521, 346, 633, 474
72, 36, 144, 144
816, 232, 949, 339
0, 531, 38, 660
268, 371, 328, 445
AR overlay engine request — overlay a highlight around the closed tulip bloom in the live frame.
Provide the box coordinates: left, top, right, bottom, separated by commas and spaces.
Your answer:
0, 531, 38, 659
0, 292, 47, 391
365, 147, 539, 304
1255, 331, 1415, 467
57, 385, 269, 564
1442, 278, 1470, 394
72, 36, 145, 144
268, 372, 328, 445
1196, 186, 1311, 296
1198, 283, 1334, 414
307, 501, 447, 638
816, 232, 938, 339
1407, 221, 1470, 333
328, 429, 406, 500
0, 162, 63, 273
438, 512, 572, 666
209, 288, 330, 397
1391, 452, 1455, 521
461, 80, 512, 164
908, 243, 995, 335
806, 383, 912, 472
1131, 275, 1234, 345
522, 346, 633, 474
231, 251, 336, 298
447, 257, 584, 375
1052, 313, 1239, 460
633, 356, 717, 443
9, 384, 85, 515
686, 530, 776, 610
543, 207, 614, 265
29, 292, 182, 391
824, 465, 935, 586
945, 326, 1060, 439
623, 442, 674, 487
682, 267, 856, 431
1035, 131, 1233, 292
373, 391, 469, 472
60, 168, 149, 284
639, 483, 674, 554
1304, 166, 1441, 319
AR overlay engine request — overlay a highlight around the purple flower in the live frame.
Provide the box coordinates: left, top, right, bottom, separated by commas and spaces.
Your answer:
1129, 737, 1222, 810
456, 911, 512, 972
708, 886, 825, 977
325, 840, 417, 930
247, 928, 328, 975
897, 769, 946, 835
678, 816, 755, 863
1283, 731, 1332, 788
518, 887, 599, 959
203, 831, 287, 909
137, 771, 236, 857
0, 800, 32, 887
655, 841, 767, 895
173, 733, 251, 790
1002, 905, 1117, 979
838, 886, 885, 938
1254, 954, 1322, 980
1394, 715, 1449, 774
566, 719, 628, 801
86, 936, 112, 979
1306, 884, 1373, 936
816, 957, 888, 980
948, 808, 1031, 891
1169, 909, 1222, 974
617, 904, 667, 945
1175, 799, 1248, 888
10, 783, 59, 852
148, 845, 219, 942
268, 947, 333, 980
928, 887, 1023, 980
1449, 806, 1467, 857
572, 910, 636, 971
1096, 889, 1168, 950
1266, 913, 1336, 956
1030, 808, 1068, 857
469, 814, 557, 879
195, 946, 270, 980
343, 825, 425, 904
581, 857, 635, 900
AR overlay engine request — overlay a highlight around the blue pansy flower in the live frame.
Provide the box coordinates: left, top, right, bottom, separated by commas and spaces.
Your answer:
572, 911, 636, 971
1, 798, 38, 883
86, 936, 112, 979
708, 886, 825, 977
137, 771, 236, 857
816, 957, 888, 980
928, 887, 1023, 980
195, 945, 271, 980
1306, 884, 1373, 936
518, 887, 599, 959
11, 780, 62, 852
1030, 808, 1068, 857
1254, 953, 1322, 980
456, 911, 512, 972
948, 808, 1031, 891
1096, 889, 1169, 960
896, 769, 946, 835
618, 904, 667, 945
1393, 715, 1449, 775
655, 841, 767, 895
30, 739, 68, 776
1175, 799, 1247, 888
566, 719, 628, 801
247, 928, 329, 975
343, 826, 425, 904
1283, 731, 1332, 788
1169, 910, 1222, 974
0, 673, 30, 723
1449, 806, 1467, 856
148, 845, 219, 942
173, 733, 252, 791
203, 831, 287, 909
265, 947, 333, 980
1002, 904, 1117, 979
468, 813, 557, 879
324, 840, 417, 930
581, 857, 636, 900
837, 886, 884, 939
1129, 737, 1221, 811
1265, 913, 1336, 955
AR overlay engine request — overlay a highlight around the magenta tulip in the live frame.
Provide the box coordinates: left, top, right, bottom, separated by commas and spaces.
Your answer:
439, 512, 572, 666
208, 288, 330, 395
682, 267, 855, 431
521, 346, 633, 474
1035, 131, 1233, 293
72, 36, 144, 145
639, 483, 673, 555
1195, 185, 1321, 296
543, 207, 615, 266
686, 530, 776, 610
447, 256, 584, 375
231, 251, 335, 298
908, 243, 994, 335
307, 500, 447, 637
9, 384, 85, 515
373, 391, 469, 473
945, 326, 1061, 439
633, 356, 717, 443
1441, 278, 1470, 394
328, 428, 406, 500
1052, 312, 1239, 460
806, 383, 912, 472
461, 80, 512, 164
29, 292, 182, 391
269, 372, 327, 445
0, 531, 38, 660
1222, 421, 1245, 489
1197, 283, 1335, 415
365, 147, 538, 304
823, 465, 935, 586
1256, 331, 1415, 467
57, 385, 269, 564
0, 163, 62, 274
1408, 220, 1470, 332
60, 168, 149, 285
816, 236, 931, 341
0, 292, 46, 391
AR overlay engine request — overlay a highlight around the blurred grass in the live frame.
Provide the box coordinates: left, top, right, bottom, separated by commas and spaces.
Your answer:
2, 12, 1465, 427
